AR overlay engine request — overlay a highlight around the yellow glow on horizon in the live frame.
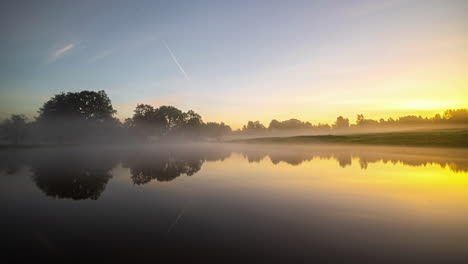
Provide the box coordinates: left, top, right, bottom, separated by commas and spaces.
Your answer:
201, 51, 468, 129
114, 33, 468, 130
392, 100, 466, 111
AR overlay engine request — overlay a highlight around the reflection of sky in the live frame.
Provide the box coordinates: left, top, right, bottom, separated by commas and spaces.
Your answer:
1, 144, 468, 262
1, 0, 467, 128
2, 145, 468, 229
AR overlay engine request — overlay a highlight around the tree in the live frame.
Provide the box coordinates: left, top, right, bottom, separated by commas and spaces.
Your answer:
203, 122, 232, 139
268, 119, 281, 130
333, 116, 349, 130
34, 90, 118, 144
130, 104, 196, 138
183, 110, 203, 129
133, 104, 156, 121
37, 90, 116, 122
0, 114, 28, 145
242, 121, 267, 133
356, 114, 379, 127
175, 110, 204, 138
443, 109, 468, 123
268, 119, 312, 130
157, 105, 186, 131
128, 104, 210, 139
131, 104, 167, 137
397, 115, 426, 125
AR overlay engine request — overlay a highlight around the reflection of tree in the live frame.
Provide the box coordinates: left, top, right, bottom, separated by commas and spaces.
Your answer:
335, 153, 352, 168
2, 144, 467, 201
0, 151, 23, 175
270, 154, 310, 166
359, 159, 368, 170
32, 166, 112, 200
236, 145, 468, 173
242, 152, 266, 163
30, 149, 116, 200
123, 145, 231, 185
129, 158, 203, 185
2, 145, 232, 195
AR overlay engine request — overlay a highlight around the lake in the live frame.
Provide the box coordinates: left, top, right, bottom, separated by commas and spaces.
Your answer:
1, 143, 468, 263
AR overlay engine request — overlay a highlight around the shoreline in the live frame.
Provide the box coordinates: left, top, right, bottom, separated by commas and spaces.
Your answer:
230, 129, 468, 149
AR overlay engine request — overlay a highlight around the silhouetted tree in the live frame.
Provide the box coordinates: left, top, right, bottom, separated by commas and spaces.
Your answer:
157, 105, 186, 132
443, 109, 468, 123
3, 88, 468, 144
242, 121, 267, 134
333, 116, 349, 130
397, 115, 426, 125
37, 90, 116, 122
356, 114, 379, 127
0, 114, 28, 145
203, 122, 232, 139
178, 110, 204, 137
268, 119, 281, 130
268, 119, 312, 130
129, 104, 206, 139
34, 90, 119, 144
184, 110, 203, 128
131, 104, 167, 138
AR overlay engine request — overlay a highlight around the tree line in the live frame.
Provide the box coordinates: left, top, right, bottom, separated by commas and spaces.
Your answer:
239, 109, 468, 135
0, 90, 231, 145
1, 90, 467, 145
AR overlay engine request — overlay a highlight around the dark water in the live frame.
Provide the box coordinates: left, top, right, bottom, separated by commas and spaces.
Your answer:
1, 143, 468, 263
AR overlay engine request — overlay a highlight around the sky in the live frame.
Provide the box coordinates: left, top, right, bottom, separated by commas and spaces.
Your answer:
1, 0, 467, 129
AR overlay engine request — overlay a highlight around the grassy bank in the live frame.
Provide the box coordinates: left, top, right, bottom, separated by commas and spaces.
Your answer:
231, 129, 468, 148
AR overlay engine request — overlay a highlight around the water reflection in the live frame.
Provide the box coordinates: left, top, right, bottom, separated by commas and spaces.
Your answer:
31, 149, 115, 200
235, 144, 468, 172
0, 145, 232, 199
121, 146, 230, 184
1, 144, 468, 263
0, 148, 117, 200
0, 144, 467, 201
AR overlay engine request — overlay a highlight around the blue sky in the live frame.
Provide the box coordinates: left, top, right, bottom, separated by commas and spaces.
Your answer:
1, 0, 467, 128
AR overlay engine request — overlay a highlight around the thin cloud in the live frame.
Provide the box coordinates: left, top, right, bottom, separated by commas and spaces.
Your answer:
48, 43, 75, 63
163, 41, 190, 81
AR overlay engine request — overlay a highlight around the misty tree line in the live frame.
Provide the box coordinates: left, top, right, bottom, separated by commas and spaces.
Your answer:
122, 104, 231, 139
1, 90, 468, 145
0, 90, 231, 145
240, 109, 468, 135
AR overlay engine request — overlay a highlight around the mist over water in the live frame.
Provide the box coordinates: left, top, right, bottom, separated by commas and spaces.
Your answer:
1, 143, 467, 263
2, 0, 467, 262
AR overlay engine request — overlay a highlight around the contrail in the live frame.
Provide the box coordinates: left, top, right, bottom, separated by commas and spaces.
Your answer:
167, 208, 186, 233
167, 200, 192, 233
163, 41, 190, 81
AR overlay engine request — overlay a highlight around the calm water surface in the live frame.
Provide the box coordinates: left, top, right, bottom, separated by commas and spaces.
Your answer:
1, 144, 468, 263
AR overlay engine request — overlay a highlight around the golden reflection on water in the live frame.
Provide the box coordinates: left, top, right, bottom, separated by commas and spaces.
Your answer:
202, 145, 468, 225
1, 144, 468, 262
2, 143, 468, 223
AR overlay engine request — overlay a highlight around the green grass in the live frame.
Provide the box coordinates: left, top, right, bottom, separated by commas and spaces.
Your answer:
232, 129, 468, 148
